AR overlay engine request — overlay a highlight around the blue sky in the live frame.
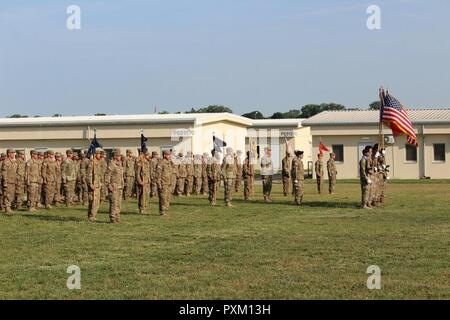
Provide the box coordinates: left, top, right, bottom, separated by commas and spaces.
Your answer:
0, 0, 449, 116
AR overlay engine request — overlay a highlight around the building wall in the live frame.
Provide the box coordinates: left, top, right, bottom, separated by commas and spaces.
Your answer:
310, 130, 450, 179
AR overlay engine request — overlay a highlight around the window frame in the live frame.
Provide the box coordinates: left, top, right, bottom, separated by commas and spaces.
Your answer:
432, 143, 446, 163
332, 144, 344, 163
404, 144, 418, 163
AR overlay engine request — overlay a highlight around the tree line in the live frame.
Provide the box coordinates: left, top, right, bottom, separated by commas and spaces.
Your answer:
5, 102, 381, 119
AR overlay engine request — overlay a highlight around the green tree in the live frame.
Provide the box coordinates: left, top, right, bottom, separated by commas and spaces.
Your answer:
369, 101, 381, 110
270, 112, 284, 119
300, 103, 346, 118
187, 105, 233, 113
7, 114, 29, 118
95, 113, 107, 116
242, 111, 265, 119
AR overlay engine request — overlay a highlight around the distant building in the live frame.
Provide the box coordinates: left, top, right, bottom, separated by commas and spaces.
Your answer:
303, 109, 450, 179
0, 113, 311, 172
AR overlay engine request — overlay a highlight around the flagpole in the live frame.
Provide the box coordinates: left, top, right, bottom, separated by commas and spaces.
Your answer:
379, 87, 385, 150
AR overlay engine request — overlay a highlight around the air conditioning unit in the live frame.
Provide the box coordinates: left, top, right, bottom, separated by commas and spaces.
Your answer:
384, 135, 395, 144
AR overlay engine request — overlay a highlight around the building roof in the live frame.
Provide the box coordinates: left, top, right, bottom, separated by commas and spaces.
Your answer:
251, 119, 304, 128
302, 109, 450, 126
0, 113, 253, 127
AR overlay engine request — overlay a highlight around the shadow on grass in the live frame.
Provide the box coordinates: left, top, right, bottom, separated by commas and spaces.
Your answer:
20, 213, 84, 222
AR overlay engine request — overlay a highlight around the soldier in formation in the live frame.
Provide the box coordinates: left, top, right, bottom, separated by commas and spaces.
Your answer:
105, 149, 124, 223
260, 147, 273, 203
242, 151, 254, 202
155, 150, 173, 215
327, 153, 337, 194
314, 153, 324, 194
281, 150, 292, 196
292, 150, 305, 205
222, 147, 236, 207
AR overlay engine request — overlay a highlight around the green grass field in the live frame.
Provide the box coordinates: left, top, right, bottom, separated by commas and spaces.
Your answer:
1, 181, 449, 300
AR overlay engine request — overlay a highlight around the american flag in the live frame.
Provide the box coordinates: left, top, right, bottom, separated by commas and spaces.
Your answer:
380, 90, 418, 146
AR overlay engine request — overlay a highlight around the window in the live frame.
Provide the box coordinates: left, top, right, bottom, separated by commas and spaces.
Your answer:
332, 145, 344, 163
405, 144, 417, 162
433, 144, 446, 162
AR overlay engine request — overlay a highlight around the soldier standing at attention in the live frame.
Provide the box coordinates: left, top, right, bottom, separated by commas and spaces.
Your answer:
184, 152, 194, 196
281, 150, 292, 197
136, 151, 151, 214
105, 149, 124, 223
176, 153, 187, 196
15, 150, 26, 209
150, 151, 159, 198
54, 152, 63, 206
260, 147, 274, 203
41, 150, 58, 209
327, 153, 337, 194
314, 153, 324, 194
87, 149, 103, 222
2, 149, 17, 214
242, 151, 255, 202
222, 147, 236, 207
25, 150, 40, 212
37, 152, 44, 208
359, 147, 373, 209
291, 151, 305, 205
193, 154, 203, 195
201, 153, 209, 196
0, 153, 4, 202
79, 151, 90, 206
234, 150, 243, 193
207, 150, 221, 206
62, 150, 77, 207
170, 151, 178, 196
156, 150, 173, 216
99, 150, 108, 203
123, 149, 136, 200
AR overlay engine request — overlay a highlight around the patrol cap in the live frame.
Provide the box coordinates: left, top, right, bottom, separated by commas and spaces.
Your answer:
7, 148, 16, 154
30, 150, 37, 155
95, 148, 104, 154
47, 150, 55, 155
1, 153, 6, 157
152, 151, 158, 156
66, 149, 73, 155
126, 149, 133, 154
162, 150, 170, 156
18, 150, 25, 155
113, 149, 121, 157
203, 152, 208, 157
55, 152, 62, 157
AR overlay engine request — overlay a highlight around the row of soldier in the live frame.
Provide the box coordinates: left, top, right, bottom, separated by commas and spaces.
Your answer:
1, 144, 380, 222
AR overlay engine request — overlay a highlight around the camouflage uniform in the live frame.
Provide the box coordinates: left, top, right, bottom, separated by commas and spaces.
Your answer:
242, 153, 254, 201
292, 152, 305, 205
156, 153, 173, 215
222, 148, 236, 207
260, 149, 273, 202
41, 151, 58, 208
201, 153, 209, 195
25, 151, 41, 211
99, 155, 107, 202
234, 151, 243, 193
79, 154, 90, 206
150, 153, 159, 198
314, 157, 324, 194
87, 152, 103, 221
2, 150, 17, 213
54, 153, 63, 206
193, 155, 203, 195
359, 154, 371, 209
327, 156, 337, 194
281, 153, 292, 196
207, 153, 221, 206
123, 151, 136, 200
136, 155, 151, 214
170, 153, 178, 195
184, 153, 194, 196
15, 152, 26, 209
105, 150, 124, 223
62, 151, 77, 207
176, 154, 187, 196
